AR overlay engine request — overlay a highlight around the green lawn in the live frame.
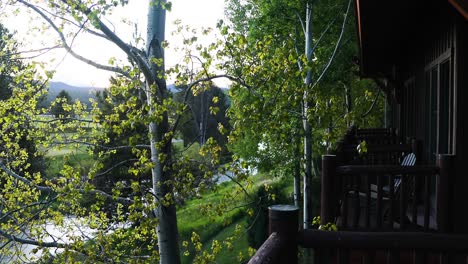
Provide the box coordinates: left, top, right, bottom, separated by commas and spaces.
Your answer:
41, 138, 293, 263
200, 217, 252, 263
178, 173, 293, 263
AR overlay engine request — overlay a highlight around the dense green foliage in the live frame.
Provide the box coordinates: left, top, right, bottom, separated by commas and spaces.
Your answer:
50, 89, 74, 121
223, 0, 384, 175
0, 24, 45, 177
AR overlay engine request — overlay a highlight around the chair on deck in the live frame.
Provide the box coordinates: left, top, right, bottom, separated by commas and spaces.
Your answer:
338, 153, 417, 229
373, 152, 416, 193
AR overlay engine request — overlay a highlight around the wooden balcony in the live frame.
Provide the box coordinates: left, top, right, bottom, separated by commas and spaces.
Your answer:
321, 154, 452, 232
248, 128, 465, 264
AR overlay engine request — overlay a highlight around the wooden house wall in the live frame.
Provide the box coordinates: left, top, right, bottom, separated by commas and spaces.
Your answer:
392, 4, 468, 232
394, 3, 457, 164
453, 15, 468, 233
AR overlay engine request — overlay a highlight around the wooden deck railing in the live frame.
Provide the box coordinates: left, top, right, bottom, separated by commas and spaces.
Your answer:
333, 127, 419, 165
249, 201, 468, 264
322, 154, 454, 232
248, 129, 460, 263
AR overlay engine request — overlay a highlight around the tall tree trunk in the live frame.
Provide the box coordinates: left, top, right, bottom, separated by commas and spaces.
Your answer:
147, 2, 181, 263
293, 136, 301, 207
302, 2, 313, 230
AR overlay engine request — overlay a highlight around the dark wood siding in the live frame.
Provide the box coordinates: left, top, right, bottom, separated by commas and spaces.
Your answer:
395, 4, 456, 165
453, 15, 468, 233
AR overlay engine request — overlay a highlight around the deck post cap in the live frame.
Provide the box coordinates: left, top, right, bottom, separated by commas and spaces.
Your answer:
269, 204, 299, 212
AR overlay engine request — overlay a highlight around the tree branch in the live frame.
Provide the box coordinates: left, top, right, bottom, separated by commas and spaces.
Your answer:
65, 2, 156, 85
310, 0, 352, 89
94, 159, 139, 177
16, 0, 130, 78
35, 4, 110, 40
0, 161, 134, 205
0, 229, 67, 248
361, 88, 381, 118
294, 10, 306, 36
49, 140, 150, 151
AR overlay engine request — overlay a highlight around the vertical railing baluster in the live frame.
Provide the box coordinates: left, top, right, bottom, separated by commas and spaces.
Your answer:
338, 248, 349, 264
412, 175, 418, 225
377, 174, 383, 229
414, 250, 425, 264
389, 174, 395, 229
424, 174, 430, 231
343, 183, 348, 228
366, 174, 371, 228
400, 175, 407, 230
353, 175, 360, 229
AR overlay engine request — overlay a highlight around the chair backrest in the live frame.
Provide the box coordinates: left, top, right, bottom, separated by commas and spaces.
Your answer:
401, 153, 416, 166
394, 153, 417, 189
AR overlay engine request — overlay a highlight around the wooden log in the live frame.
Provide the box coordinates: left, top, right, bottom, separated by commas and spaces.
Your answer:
248, 205, 299, 264
268, 205, 299, 264
342, 144, 412, 154
336, 165, 438, 175
298, 229, 468, 252
247, 233, 282, 264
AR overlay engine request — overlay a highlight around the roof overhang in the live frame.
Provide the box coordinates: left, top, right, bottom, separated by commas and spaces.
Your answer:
354, 0, 420, 78
355, 0, 465, 78
449, 0, 468, 20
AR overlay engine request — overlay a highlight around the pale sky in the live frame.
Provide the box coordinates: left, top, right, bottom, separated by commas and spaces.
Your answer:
1, 0, 226, 88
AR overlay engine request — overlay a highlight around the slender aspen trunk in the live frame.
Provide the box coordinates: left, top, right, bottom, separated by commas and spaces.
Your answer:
293, 137, 301, 207
146, 2, 181, 263
302, 2, 314, 230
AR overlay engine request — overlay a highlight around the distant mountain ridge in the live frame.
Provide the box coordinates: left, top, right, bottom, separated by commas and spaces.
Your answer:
42, 82, 104, 108
43, 82, 228, 108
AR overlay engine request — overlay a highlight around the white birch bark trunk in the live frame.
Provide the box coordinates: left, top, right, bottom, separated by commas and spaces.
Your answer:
146, 2, 181, 263
302, 2, 314, 229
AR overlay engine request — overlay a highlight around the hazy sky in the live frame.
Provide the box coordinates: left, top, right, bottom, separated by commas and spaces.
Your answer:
2, 0, 226, 88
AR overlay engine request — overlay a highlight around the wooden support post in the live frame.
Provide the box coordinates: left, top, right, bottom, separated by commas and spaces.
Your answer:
269, 205, 299, 264
321, 155, 337, 225
436, 154, 454, 233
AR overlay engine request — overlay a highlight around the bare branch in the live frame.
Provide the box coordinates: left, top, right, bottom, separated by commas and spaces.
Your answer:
311, 0, 352, 90
62, 3, 156, 85
49, 140, 150, 151
16, 0, 130, 78
95, 159, 139, 177
0, 229, 67, 248
295, 10, 306, 36
32, 117, 93, 123
35, 4, 110, 40
0, 161, 134, 205
309, 15, 339, 58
